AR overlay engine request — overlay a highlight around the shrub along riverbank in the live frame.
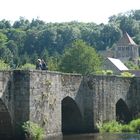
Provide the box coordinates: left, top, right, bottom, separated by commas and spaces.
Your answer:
99, 119, 140, 133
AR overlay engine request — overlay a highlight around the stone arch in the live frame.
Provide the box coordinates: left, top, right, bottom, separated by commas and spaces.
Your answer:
116, 98, 132, 123
0, 99, 13, 139
61, 96, 84, 134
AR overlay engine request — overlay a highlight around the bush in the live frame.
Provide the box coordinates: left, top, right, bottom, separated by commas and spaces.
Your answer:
129, 119, 140, 132
0, 60, 10, 70
95, 70, 106, 75
121, 125, 131, 132
98, 119, 140, 133
106, 70, 113, 75
121, 72, 134, 77
20, 63, 36, 70
124, 61, 139, 70
99, 121, 122, 133
22, 121, 45, 140
95, 70, 113, 75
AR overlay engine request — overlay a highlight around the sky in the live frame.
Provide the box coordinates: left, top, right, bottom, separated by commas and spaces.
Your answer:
0, 0, 140, 24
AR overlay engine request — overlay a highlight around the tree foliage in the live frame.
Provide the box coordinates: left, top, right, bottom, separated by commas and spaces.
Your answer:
20, 63, 36, 70
0, 59, 10, 70
0, 10, 139, 71
60, 40, 102, 74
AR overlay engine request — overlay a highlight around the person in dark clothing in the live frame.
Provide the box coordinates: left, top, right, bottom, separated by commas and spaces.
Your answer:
36, 59, 42, 70
41, 59, 48, 70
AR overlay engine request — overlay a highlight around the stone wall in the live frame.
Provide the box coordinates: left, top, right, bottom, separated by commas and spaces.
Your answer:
29, 71, 85, 137
0, 70, 140, 139
28, 71, 140, 137
13, 70, 30, 139
0, 70, 30, 139
0, 71, 14, 139
85, 75, 140, 128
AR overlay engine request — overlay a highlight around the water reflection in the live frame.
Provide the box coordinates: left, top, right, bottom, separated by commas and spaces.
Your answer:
63, 133, 140, 140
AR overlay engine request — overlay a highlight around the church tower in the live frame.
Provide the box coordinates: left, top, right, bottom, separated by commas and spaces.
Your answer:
113, 32, 139, 64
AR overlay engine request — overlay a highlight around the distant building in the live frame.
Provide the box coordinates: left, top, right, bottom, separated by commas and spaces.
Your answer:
100, 32, 139, 64
103, 57, 129, 75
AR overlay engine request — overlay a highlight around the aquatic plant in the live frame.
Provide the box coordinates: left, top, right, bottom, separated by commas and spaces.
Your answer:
99, 119, 140, 133
99, 121, 122, 133
129, 119, 140, 133
22, 121, 45, 140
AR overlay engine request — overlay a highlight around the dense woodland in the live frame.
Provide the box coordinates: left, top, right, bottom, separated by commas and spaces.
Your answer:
0, 10, 140, 73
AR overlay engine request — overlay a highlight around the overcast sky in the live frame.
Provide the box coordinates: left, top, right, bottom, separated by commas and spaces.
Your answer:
0, 0, 140, 24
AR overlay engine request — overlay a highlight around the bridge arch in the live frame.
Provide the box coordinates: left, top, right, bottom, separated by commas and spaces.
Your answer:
0, 98, 13, 139
61, 96, 84, 134
116, 98, 132, 123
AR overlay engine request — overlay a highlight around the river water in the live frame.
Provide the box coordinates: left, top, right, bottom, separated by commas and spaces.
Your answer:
62, 133, 140, 140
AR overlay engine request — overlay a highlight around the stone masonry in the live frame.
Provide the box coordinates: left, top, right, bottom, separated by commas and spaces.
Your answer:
0, 70, 140, 139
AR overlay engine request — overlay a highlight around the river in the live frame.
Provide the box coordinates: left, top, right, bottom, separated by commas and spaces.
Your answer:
62, 133, 140, 140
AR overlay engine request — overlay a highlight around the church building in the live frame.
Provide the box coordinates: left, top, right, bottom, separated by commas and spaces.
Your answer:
101, 32, 139, 65
112, 32, 139, 64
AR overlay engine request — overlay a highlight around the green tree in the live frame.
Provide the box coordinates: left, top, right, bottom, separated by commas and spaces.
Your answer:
0, 59, 10, 70
13, 17, 30, 30
0, 19, 11, 29
30, 18, 45, 28
48, 54, 61, 71
0, 34, 14, 65
0, 47, 13, 64
132, 10, 140, 20
0, 32, 7, 46
7, 29, 26, 49
24, 29, 39, 55
60, 40, 102, 74
120, 16, 139, 36
99, 24, 122, 49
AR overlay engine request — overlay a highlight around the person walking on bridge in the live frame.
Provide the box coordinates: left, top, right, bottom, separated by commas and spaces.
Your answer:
36, 59, 42, 70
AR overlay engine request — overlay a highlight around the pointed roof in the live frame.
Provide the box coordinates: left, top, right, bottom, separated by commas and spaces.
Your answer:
117, 32, 137, 46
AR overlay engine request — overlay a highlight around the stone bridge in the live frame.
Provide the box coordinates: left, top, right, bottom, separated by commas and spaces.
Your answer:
0, 70, 140, 139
